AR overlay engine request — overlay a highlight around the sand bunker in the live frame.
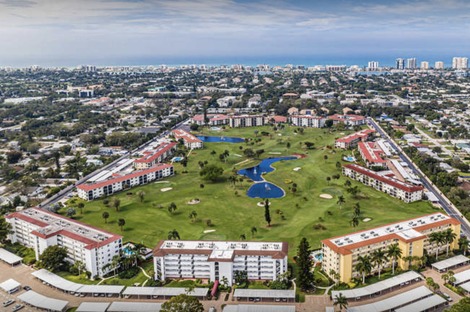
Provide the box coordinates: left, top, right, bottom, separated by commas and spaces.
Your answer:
203, 230, 216, 234
319, 194, 333, 199
187, 199, 200, 205
160, 187, 173, 192
363, 218, 372, 222
154, 181, 170, 184
268, 152, 282, 154
293, 167, 301, 171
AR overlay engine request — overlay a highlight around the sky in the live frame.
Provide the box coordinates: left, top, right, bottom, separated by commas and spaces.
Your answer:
0, 0, 469, 67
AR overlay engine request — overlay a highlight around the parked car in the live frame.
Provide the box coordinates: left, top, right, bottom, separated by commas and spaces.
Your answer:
3, 299, 15, 307
12, 304, 24, 312
442, 293, 453, 302
22, 286, 31, 291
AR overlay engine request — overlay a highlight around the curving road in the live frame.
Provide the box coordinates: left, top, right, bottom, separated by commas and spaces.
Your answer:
368, 117, 470, 237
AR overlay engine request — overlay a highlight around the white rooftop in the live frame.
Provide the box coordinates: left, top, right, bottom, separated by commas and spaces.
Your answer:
161, 240, 284, 252
329, 213, 449, 248
394, 294, 447, 312
107, 302, 162, 312
76, 302, 110, 312
223, 305, 296, 312
0, 278, 20, 293
16, 208, 115, 244
453, 268, 470, 285
0, 248, 22, 265
432, 255, 470, 272
122, 286, 208, 297
18, 290, 69, 312
234, 289, 295, 299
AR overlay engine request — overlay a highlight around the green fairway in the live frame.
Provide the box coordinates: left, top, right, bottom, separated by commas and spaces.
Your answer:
69, 125, 436, 257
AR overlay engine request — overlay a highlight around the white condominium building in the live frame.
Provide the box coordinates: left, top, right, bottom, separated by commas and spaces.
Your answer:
434, 61, 445, 70
229, 115, 265, 128
5, 208, 123, 278
77, 163, 174, 200
133, 142, 177, 170
452, 57, 468, 69
172, 129, 203, 149
342, 164, 423, 203
289, 115, 326, 128
153, 240, 288, 286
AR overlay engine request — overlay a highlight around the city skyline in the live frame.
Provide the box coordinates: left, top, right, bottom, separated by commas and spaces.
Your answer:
1, 0, 470, 67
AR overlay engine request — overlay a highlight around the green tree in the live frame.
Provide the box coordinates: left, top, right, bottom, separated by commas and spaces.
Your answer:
350, 215, 359, 227
429, 231, 445, 260
371, 248, 388, 279
336, 195, 345, 208
297, 237, 314, 291
66, 207, 76, 218
386, 243, 402, 275
77, 202, 85, 214
443, 228, 457, 257
112, 198, 121, 212
189, 210, 197, 222
72, 260, 86, 276
250, 226, 257, 238
353, 203, 361, 217
264, 199, 271, 227
102, 211, 109, 224
458, 236, 469, 256
347, 186, 360, 198
118, 218, 126, 232
446, 297, 470, 311
39, 245, 68, 272
334, 293, 348, 312
168, 229, 180, 240
0, 216, 12, 243
168, 202, 177, 214
137, 190, 145, 203
199, 164, 224, 182
344, 180, 351, 187
355, 255, 372, 284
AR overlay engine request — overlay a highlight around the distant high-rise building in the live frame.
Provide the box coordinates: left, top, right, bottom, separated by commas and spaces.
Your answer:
367, 61, 379, 70
420, 61, 429, 70
395, 58, 405, 70
406, 58, 417, 69
435, 61, 444, 69
452, 57, 468, 69
80, 65, 96, 73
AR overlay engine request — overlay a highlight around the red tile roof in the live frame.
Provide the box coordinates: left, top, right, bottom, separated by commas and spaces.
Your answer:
134, 142, 177, 164
358, 141, 386, 164
336, 129, 375, 143
77, 163, 173, 192
343, 163, 423, 192
172, 129, 202, 144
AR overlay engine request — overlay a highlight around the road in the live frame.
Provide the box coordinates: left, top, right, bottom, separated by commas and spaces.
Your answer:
413, 125, 453, 156
40, 119, 190, 209
368, 118, 470, 237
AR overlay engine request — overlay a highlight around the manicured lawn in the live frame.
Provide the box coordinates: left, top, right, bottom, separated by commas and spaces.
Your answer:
71, 125, 437, 258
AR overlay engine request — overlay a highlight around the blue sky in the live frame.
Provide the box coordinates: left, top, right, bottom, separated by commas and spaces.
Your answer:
0, 0, 469, 66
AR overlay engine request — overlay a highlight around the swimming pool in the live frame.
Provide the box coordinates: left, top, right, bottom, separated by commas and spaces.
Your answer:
343, 156, 356, 162
238, 156, 298, 198
172, 156, 184, 162
197, 136, 244, 143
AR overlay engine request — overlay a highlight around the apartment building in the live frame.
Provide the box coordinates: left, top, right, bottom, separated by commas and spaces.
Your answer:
153, 240, 288, 286
172, 129, 203, 149
5, 208, 123, 278
133, 142, 177, 170
191, 114, 229, 126
335, 129, 375, 149
229, 115, 265, 128
77, 164, 174, 200
342, 164, 423, 203
322, 213, 460, 283
452, 57, 468, 69
328, 114, 366, 126
357, 141, 387, 168
289, 115, 326, 128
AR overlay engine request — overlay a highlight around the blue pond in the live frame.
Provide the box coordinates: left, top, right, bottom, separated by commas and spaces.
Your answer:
197, 136, 244, 143
238, 156, 298, 198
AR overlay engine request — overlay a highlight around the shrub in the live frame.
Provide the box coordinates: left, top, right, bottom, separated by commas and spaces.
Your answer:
118, 267, 139, 279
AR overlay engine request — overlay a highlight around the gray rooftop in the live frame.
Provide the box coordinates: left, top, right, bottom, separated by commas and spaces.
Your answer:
431, 255, 469, 271
32, 269, 82, 292
0, 278, 20, 293
76, 302, 110, 312
459, 281, 470, 293
107, 302, 162, 312
347, 286, 432, 312
78, 284, 125, 295
223, 304, 296, 312
331, 271, 422, 300
234, 289, 295, 299
453, 268, 470, 285
122, 286, 208, 297
17, 290, 69, 312
394, 294, 447, 312
0, 248, 23, 265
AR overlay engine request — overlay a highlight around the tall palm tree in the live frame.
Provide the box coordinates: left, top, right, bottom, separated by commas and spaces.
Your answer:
337, 195, 345, 209
429, 232, 445, 260
371, 248, 388, 279
189, 210, 197, 222
250, 226, 257, 238
350, 216, 359, 227
329, 269, 341, 286
444, 229, 457, 256
102, 211, 109, 224
334, 293, 348, 312
386, 243, 402, 275
353, 202, 361, 217
118, 218, 125, 232
355, 255, 372, 284
459, 236, 469, 256
168, 229, 180, 240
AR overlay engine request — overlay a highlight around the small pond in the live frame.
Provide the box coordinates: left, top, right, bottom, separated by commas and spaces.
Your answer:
197, 136, 244, 143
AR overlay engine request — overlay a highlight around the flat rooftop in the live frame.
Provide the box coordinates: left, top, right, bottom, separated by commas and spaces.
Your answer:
7, 208, 121, 249
324, 213, 457, 250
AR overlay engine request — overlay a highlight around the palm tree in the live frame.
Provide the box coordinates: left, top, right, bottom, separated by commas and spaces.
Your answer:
326, 177, 331, 185
429, 232, 445, 260
386, 243, 402, 275
355, 255, 372, 284
333, 293, 348, 312
251, 226, 257, 238
137, 190, 145, 203
353, 203, 361, 217
344, 180, 351, 188
168, 202, 177, 214
168, 229, 180, 240
111, 255, 121, 275
112, 198, 121, 212
336, 195, 345, 208
102, 211, 109, 224
189, 210, 197, 222
77, 202, 85, 214
459, 236, 469, 256
350, 216, 359, 227
444, 228, 457, 257
239, 234, 246, 240
371, 248, 388, 279
264, 199, 271, 227
442, 273, 449, 284
329, 269, 341, 286
118, 218, 125, 232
